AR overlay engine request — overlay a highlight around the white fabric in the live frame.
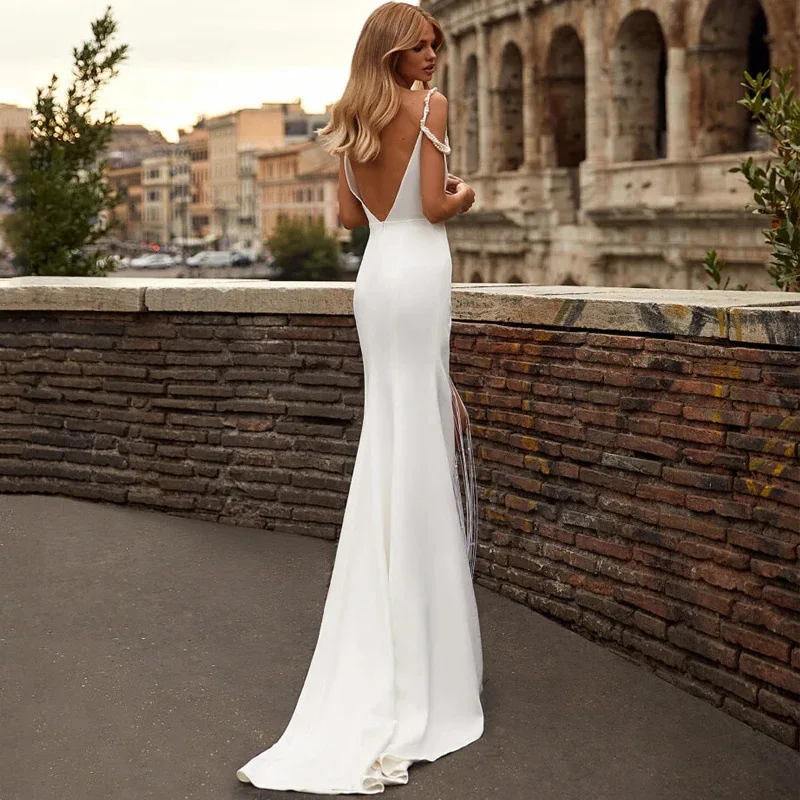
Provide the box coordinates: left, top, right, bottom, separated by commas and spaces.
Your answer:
236, 87, 484, 794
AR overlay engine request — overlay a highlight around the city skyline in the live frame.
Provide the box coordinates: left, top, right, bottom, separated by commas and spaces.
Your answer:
0, 0, 403, 141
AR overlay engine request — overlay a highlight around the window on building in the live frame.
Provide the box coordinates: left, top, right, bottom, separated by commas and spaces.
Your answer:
285, 120, 308, 136
318, 187, 324, 201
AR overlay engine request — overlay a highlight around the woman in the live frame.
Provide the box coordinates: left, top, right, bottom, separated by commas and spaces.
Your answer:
236, 2, 483, 792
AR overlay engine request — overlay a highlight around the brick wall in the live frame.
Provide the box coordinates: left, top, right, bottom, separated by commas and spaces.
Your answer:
451, 322, 800, 750
0, 304, 798, 750
0, 311, 363, 538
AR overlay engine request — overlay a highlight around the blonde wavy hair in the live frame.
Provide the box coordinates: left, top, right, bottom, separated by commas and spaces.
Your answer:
316, 2, 445, 163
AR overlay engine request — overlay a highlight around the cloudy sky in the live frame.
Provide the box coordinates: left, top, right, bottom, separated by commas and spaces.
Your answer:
1, 0, 407, 140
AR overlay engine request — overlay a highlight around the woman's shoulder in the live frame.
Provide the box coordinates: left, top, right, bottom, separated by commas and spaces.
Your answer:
398, 87, 448, 116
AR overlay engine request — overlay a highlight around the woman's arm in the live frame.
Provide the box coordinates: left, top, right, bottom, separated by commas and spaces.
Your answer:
420, 93, 469, 224
338, 156, 368, 230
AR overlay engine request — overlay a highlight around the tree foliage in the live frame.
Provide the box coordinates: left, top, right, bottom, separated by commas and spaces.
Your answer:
1, 6, 128, 276
703, 250, 748, 291
732, 68, 800, 291
708, 67, 800, 291
266, 215, 343, 281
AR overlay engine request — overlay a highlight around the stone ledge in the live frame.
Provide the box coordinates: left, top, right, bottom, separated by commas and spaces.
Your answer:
1, 277, 799, 346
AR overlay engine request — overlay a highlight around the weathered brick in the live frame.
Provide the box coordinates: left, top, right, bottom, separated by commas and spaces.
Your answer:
758, 688, 800, 726
762, 585, 800, 614
621, 628, 688, 669
720, 621, 792, 662
751, 558, 800, 586
665, 578, 735, 615
601, 452, 662, 476
740, 653, 800, 695
728, 528, 796, 560
687, 659, 759, 703
667, 624, 739, 668
615, 433, 681, 460
683, 448, 748, 469
661, 422, 725, 445
578, 468, 637, 495
732, 598, 800, 644
727, 432, 796, 458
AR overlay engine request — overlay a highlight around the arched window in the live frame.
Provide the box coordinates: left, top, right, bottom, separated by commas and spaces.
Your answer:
498, 42, 524, 171
697, 0, 771, 155
545, 26, 586, 168
610, 11, 667, 162
464, 55, 479, 174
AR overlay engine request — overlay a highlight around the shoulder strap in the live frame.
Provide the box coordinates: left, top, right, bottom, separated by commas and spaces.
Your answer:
420, 87, 451, 154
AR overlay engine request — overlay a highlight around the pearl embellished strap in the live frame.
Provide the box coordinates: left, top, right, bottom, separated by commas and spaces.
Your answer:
420, 87, 451, 154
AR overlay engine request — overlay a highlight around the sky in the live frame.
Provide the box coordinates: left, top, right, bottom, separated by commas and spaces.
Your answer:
1, 0, 410, 141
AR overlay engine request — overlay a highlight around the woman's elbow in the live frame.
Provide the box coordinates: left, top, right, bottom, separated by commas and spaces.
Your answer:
422, 202, 444, 224
339, 210, 361, 230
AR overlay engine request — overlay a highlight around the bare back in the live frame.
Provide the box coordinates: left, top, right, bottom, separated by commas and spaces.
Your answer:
348, 90, 431, 224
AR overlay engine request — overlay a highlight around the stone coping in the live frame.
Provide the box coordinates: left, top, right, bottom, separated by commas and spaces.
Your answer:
1, 276, 799, 346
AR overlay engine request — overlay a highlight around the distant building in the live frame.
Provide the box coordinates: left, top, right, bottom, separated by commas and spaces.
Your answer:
0, 103, 30, 252
205, 101, 332, 249
179, 121, 211, 241
105, 124, 170, 247
284, 99, 331, 144
257, 138, 346, 243
237, 144, 259, 250
107, 163, 143, 244
206, 105, 285, 248
106, 124, 168, 168
0, 103, 29, 145
141, 144, 191, 246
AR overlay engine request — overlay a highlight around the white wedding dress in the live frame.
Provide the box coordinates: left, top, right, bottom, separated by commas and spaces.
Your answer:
236, 87, 483, 794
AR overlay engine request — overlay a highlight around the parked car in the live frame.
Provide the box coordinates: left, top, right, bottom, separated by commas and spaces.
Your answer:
231, 252, 253, 267
130, 253, 176, 269
186, 250, 233, 267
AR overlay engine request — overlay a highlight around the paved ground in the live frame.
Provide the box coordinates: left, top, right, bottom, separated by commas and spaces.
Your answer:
1, 494, 797, 800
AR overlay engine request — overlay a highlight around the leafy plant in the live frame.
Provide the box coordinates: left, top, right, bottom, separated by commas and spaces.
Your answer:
266, 215, 343, 281
703, 250, 748, 291
730, 68, 800, 291
1, 6, 128, 276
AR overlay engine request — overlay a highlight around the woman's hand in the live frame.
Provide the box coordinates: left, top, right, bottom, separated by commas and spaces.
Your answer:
453, 181, 476, 214
445, 173, 464, 194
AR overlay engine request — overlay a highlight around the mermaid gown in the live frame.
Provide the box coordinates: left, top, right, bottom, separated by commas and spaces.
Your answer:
236, 86, 483, 794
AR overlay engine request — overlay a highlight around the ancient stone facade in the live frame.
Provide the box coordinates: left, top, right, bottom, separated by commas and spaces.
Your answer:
423, 0, 800, 289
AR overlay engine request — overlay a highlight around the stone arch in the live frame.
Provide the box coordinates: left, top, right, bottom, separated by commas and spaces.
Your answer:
507, 274, 523, 283
544, 25, 586, 168
697, 0, 771, 155
561, 274, 579, 285
469, 270, 483, 283
610, 10, 668, 162
498, 41, 524, 171
464, 55, 480, 174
